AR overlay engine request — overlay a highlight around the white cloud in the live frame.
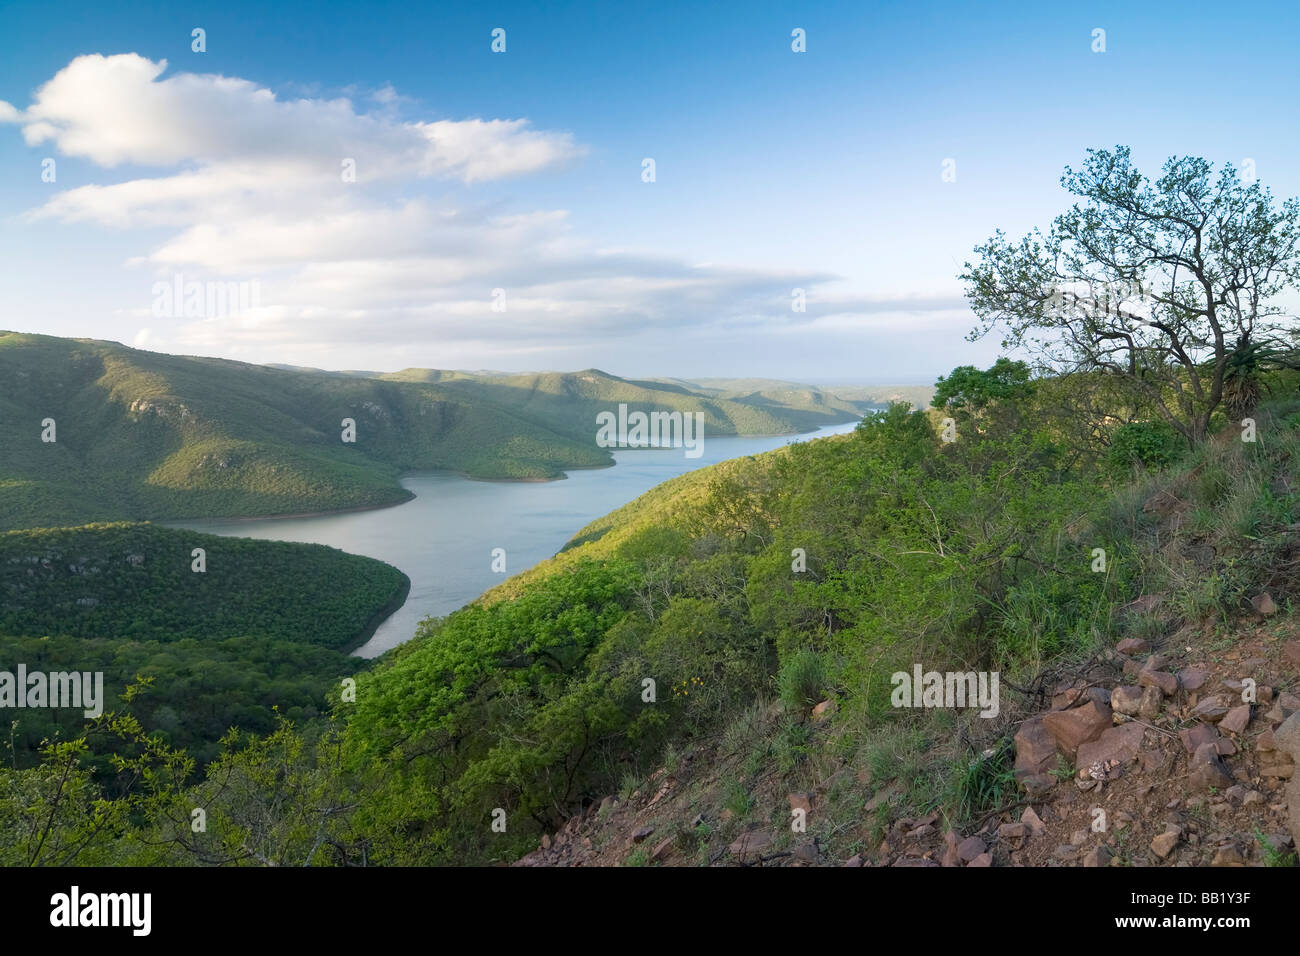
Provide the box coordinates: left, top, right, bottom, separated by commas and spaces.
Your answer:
6, 53, 946, 372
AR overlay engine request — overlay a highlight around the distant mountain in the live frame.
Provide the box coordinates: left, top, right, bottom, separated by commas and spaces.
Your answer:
0, 332, 884, 530
0, 332, 605, 529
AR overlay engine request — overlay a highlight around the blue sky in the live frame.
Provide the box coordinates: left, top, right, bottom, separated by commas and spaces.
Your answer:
2, 0, 1297, 382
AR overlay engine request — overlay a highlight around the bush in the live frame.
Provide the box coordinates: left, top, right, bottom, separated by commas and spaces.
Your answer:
1106, 420, 1184, 477
777, 648, 826, 713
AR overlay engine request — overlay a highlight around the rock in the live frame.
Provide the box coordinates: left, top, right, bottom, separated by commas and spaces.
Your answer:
1251, 593, 1278, 616
728, 830, 771, 860
1211, 845, 1246, 866
956, 836, 987, 862
1191, 697, 1230, 722
1014, 716, 1058, 780
907, 823, 934, 839
1116, 637, 1150, 655
1179, 723, 1219, 754
1139, 670, 1179, 697
1042, 700, 1113, 758
1070, 829, 1089, 847
1258, 750, 1295, 779
1220, 704, 1252, 735
1021, 806, 1047, 838
1275, 713, 1300, 848
1083, 846, 1113, 867
1051, 684, 1111, 710
1151, 827, 1183, 859
631, 826, 655, 843
1111, 685, 1144, 716
998, 822, 1027, 841
967, 852, 992, 867
540, 833, 551, 850
1140, 685, 1164, 719
846, 854, 864, 867
1189, 742, 1234, 790
1077, 721, 1146, 772
792, 842, 819, 863
650, 836, 675, 862
1283, 641, 1300, 670
1141, 653, 1170, 674
1179, 668, 1211, 691
811, 699, 837, 720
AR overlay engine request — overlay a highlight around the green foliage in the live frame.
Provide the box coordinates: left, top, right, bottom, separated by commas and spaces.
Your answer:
777, 648, 826, 713
1106, 420, 1184, 477
0, 522, 404, 765
932, 358, 1033, 411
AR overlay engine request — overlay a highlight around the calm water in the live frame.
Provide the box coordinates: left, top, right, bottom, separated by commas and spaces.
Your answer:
170, 421, 860, 657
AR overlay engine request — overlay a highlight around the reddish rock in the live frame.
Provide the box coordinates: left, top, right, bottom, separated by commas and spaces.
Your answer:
1014, 715, 1058, 780
811, 699, 837, 720
1083, 846, 1113, 867
1077, 721, 1145, 771
1192, 697, 1230, 722
1042, 700, 1113, 758
956, 836, 987, 862
1179, 668, 1211, 691
1274, 714, 1300, 847
1220, 704, 1252, 735
1283, 641, 1300, 670
998, 822, 1027, 841
650, 836, 675, 862
1116, 637, 1150, 656
631, 826, 655, 843
1189, 742, 1234, 790
1140, 685, 1163, 719
1180, 724, 1219, 753
1111, 685, 1144, 716
1151, 827, 1183, 859
1140, 654, 1170, 674
966, 852, 992, 867
1021, 806, 1047, 838
1139, 669, 1179, 697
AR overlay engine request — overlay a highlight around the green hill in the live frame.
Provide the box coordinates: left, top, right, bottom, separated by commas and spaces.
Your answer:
0, 332, 878, 530
0, 521, 407, 765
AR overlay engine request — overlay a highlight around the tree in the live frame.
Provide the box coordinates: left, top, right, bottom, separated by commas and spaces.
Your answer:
931, 358, 1033, 412
961, 146, 1300, 445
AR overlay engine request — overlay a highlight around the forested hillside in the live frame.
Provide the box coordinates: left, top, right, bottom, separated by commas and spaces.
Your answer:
8, 363, 1298, 866
0, 332, 877, 530
0, 522, 405, 765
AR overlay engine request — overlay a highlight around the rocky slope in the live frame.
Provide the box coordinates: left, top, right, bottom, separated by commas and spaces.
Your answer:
511, 611, 1300, 868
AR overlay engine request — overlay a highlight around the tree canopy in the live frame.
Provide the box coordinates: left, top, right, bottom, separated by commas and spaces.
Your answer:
961, 146, 1300, 444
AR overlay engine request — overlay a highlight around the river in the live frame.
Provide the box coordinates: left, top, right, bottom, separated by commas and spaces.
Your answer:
171, 420, 861, 657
